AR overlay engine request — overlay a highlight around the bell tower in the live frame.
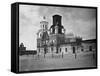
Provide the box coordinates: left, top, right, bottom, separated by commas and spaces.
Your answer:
40, 16, 48, 31
49, 14, 66, 53
50, 14, 65, 34
53, 15, 62, 26
37, 16, 49, 54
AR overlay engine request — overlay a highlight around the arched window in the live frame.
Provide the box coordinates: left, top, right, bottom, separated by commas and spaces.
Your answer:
39, 33, 41, 38
48, 31, 50, 35
45, 25, 47, 29
46, 40, 48, 44
53, 40, 55, 43
51, 28, 53, 33
38, 48, 40, 53
62, 28, 65, 33
44, 25, 46, 29
43, 25, 44, 29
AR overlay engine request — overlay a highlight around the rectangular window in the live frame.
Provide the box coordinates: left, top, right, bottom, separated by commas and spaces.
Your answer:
81, 48, 84, 51
51, 47, 53, 52
89, 46, 92, 51
65, 48, 67, 52
60, 48, 61, 52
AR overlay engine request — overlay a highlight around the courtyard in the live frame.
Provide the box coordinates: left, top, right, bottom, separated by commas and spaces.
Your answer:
19, 51, 96, 71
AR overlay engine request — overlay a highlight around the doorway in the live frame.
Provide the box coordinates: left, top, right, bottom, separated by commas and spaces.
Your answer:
73, 47, 75, 54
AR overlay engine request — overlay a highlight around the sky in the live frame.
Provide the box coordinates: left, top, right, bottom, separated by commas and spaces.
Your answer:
19, 5, 96, 50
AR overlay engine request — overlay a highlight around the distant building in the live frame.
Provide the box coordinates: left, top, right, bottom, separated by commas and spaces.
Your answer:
19, 43, 37, 55
81, 39, 96, 52
37, 15, 96, 55
19, 43, 26, 51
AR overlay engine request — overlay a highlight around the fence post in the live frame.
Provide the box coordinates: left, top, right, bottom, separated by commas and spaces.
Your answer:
62, 52, 63, 58
75, 53, 77, 59
38, 53, 39, 59
44, 54, 45, 58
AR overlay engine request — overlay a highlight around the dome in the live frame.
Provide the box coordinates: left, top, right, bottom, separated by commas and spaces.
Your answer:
42, 31, 49, 40
65, 33, 75, 38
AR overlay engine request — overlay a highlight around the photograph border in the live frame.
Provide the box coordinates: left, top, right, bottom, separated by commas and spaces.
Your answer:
11, 2, 98, 73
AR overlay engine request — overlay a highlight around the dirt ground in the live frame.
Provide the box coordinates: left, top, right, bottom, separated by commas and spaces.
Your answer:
19, 52, 96, 71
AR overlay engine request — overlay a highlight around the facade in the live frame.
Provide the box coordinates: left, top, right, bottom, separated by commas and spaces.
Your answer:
37, 14, 96, 55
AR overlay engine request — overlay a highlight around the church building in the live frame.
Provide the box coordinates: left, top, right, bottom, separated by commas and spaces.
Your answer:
37, 14, 96, 55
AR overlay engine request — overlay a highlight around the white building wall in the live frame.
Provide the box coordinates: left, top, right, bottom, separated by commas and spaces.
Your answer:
81, 43, 96, 52
59, 45, 72, 54
37, 42, 96, 55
